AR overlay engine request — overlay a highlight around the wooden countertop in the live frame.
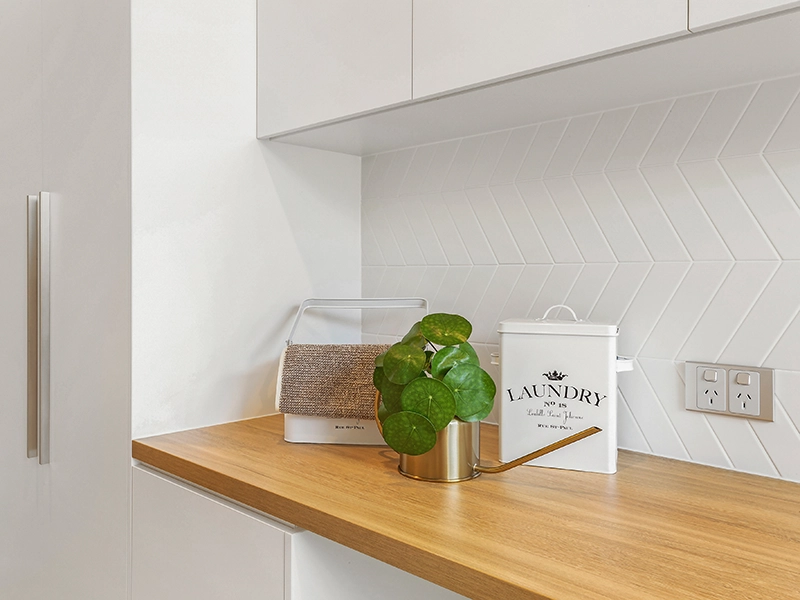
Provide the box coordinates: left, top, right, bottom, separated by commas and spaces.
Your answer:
133, 416, 800, 600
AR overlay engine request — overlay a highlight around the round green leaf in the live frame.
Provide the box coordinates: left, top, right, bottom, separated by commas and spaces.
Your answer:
401, 321, 427, 349
381, 377, 408, 414
373, 366, 384, 390
400, 377, 456, 431
420, 313, 472, 346
374, 351, 387, 367
443, 364, 496, 422
431, 346, 477, 379
383, 343, 427, 385
382, 411, 437, 456
458, 342, 480, 366
377, 402, 391, 425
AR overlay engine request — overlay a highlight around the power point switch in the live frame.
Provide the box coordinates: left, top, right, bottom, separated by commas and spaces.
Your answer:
703, 370, 718, 382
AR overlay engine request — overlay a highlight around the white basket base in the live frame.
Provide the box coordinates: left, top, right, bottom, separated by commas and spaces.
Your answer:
283, 414, 386, 445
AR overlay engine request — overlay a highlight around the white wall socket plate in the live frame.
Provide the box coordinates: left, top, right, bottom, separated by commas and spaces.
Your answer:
684, 361, 773, 421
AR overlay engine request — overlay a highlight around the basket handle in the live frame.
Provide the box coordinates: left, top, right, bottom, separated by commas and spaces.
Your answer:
286, 297, 427, 345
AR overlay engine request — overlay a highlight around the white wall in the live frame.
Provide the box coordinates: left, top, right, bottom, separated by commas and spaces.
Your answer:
132, 0, 362, 439
362, 73, 800, 482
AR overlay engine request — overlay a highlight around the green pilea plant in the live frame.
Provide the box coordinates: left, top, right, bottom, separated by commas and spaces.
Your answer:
373, 313, 496, 456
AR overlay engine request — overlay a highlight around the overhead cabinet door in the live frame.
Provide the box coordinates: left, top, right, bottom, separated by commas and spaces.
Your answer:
412, 0, 689, 99
258, 0, 412, 137
689, 0, 800, 31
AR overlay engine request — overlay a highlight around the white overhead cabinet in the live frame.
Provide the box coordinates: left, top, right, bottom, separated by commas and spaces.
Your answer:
689, 0, 800, 31
257, 0, 412, 136
412, 0, 690, 98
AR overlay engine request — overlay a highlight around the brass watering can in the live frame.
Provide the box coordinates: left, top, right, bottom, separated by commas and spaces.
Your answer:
374, 392, 601, 482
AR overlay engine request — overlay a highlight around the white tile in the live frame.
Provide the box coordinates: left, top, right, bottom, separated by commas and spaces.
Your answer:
490, 125, 538, 185
361, 266, 385, 299
606, 100, 672, 171
574, 174, 651, 262
544, 178, 616, 263
721, 155, 800, 259
429, 266, 471, 314
574, 107, 634, 174
617, 390, 652, 453
679, 261, 778, 362
516, 119, 568, 181
590, 263, 651, 326
640, 165, 732, 261
704, 414, 779, 477
617, 363, 689, 460
494, 264, 552, 329
422, 194, 472, 265
641, 92, 713, 166
465, 188, 525, 264
544, 114, 600, 178
774, 370, 800, 434
719, 261, 800, 367
516, 180, 583, 263
607, 170, 691, 261
442, 136, 484, 192
398, 144, 437, 196
465, 131, 509, 188
470, 266, 525, 344
383, 202, 425, 265
409, 266, 449, 326
378, 266, 427, 335
680, 84, 757, 161
380, 148, 416, 198
722, 75, 800, 157
364, 204, 405, 265
617, 262, 691, 357
638, 358, 731, 468
368, 267, 404, 334
490, 185, 552, 264
363, 152, 394, 200
752, 400, 800, 482
418, 140, 460, 194
766, 311, 800, 371
529, 264, 583, 319
361, 155, 376, 196
361, 215, 385, 266
402, 196, 448, 265
442, 191, 498, 265
765, 150, 800, 210
452, 265, 497, 320
679, 161, 779, 260
766, 87, 800, 153
640, 263, 732, 360
562, 263, 616, 320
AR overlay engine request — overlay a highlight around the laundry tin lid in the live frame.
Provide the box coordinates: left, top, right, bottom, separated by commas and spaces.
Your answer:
498, 305, 618, 337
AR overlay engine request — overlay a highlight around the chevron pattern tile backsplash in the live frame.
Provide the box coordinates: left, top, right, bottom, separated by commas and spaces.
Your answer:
361, 74, 800, 482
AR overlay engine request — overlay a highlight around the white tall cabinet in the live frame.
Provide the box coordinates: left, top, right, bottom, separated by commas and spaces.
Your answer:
0, 1, 132, 598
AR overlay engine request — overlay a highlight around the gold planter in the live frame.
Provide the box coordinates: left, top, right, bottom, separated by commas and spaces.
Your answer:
399, 419, 480, 483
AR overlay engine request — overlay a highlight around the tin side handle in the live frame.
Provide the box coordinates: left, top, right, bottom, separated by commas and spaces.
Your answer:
540, 304, 579, 322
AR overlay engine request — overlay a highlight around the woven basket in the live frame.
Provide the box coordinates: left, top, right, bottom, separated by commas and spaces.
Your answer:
278, 343, 390, 421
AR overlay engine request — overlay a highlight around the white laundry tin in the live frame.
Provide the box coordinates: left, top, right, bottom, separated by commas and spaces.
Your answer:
497, 305, 631, 474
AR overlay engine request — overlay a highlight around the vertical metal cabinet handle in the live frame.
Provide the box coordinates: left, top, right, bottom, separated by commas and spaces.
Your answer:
26, 195, 38, 459
37, 192, 51, 465
27, 193, 51, 464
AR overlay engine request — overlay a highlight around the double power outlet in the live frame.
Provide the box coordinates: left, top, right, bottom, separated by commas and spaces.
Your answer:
685, 361, 773, 421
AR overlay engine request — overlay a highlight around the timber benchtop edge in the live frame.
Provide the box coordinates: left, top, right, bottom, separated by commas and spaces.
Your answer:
132, 415, 800, 600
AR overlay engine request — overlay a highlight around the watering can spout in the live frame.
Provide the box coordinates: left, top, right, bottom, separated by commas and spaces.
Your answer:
474, 426, 602, 474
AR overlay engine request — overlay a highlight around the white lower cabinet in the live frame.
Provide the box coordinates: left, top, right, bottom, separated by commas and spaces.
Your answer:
132, 465, 465, 599
689, 0, 800, 31
132, 466, 289, 599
